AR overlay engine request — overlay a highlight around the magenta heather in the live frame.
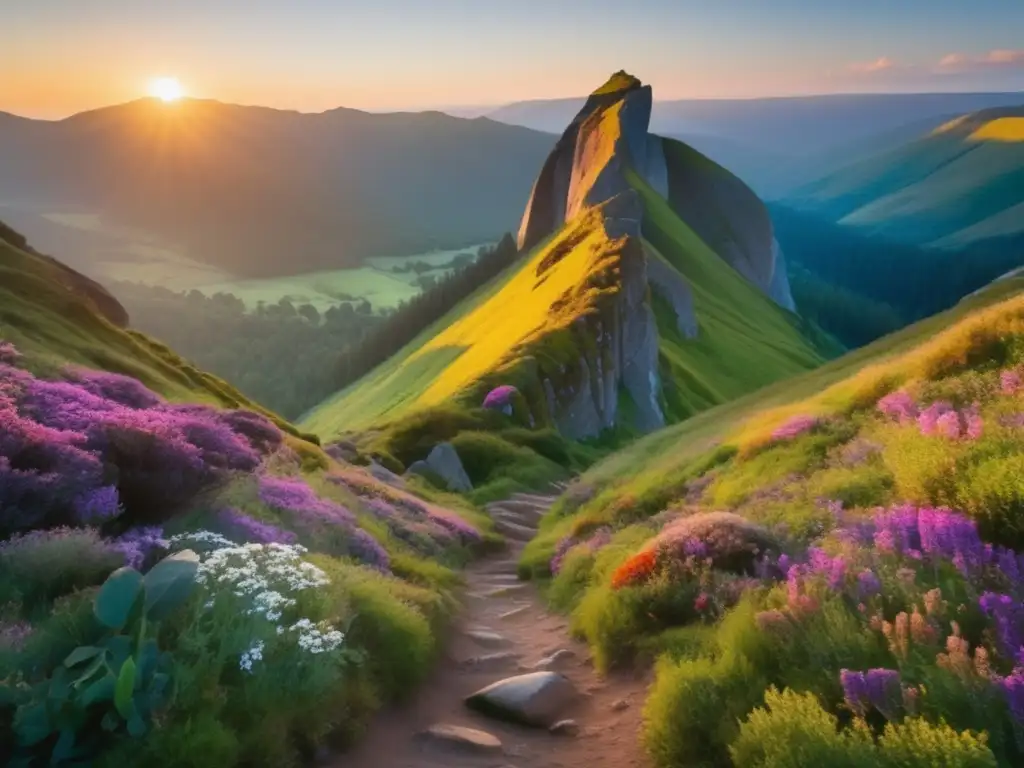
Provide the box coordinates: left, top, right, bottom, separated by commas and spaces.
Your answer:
771, 415, 819, 441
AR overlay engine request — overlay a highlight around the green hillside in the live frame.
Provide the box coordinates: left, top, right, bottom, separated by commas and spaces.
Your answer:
303, 74, 831, 484
0, 220, 314, 441
787, 107, 1024, 246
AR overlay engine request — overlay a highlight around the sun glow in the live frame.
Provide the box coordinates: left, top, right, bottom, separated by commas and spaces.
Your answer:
149, 77, 184, 102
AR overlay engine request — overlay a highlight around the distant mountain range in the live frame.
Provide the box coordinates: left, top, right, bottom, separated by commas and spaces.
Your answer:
785, 106, 1024, 247
480, 92, 1024, 197
0, 99, 555, 278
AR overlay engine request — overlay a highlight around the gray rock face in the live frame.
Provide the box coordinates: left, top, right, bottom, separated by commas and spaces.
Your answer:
425, 442, 472, 492
663, 139, 794, 309
405, 460, 433, 479
465, 671, 578, 727
646, 248, 698, 338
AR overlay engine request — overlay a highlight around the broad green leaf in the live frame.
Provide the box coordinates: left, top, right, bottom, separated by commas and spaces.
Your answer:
127, 710, 147, 738
71, 654, 107, 688
79, 675, 116, 707
143, 550, 199, 622
103, 635, 133, 669
94, 567, 143, 631
13, 702, 52, 746
114, 658, 137, 720
63, 645, 103, 669
51, 728, 77, 763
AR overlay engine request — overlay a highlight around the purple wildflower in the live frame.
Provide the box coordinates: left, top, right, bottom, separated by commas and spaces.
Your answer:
0, 341, 21, 366
482, 385, 519, 414
841, 669, 902, 720
857, 568, 882, 599
348, 528, 391, 572
1000, 670, 1024, 724
108, 526, 167, 569
0, 620, 33, 651
73, 485, 121, 523
877, 391, 919, 424
1002, 370, 1022, 396
217, 507, 297, 545
771, 415, 820, 441
918, 401, 955, 436
980, 592, 1024, 661
258, 476, 355, 527
841, 669, 870, 717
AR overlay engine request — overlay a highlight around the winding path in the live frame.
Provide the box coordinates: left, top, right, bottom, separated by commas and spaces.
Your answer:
331, 489, 650, 768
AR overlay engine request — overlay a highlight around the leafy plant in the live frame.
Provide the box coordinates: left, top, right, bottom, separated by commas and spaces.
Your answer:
10, 550, 199, 765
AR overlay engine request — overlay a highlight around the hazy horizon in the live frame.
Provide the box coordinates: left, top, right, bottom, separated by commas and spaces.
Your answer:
5, 0, 1024, 119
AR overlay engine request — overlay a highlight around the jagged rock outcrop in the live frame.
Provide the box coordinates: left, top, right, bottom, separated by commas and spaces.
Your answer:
509, 72, 799, 439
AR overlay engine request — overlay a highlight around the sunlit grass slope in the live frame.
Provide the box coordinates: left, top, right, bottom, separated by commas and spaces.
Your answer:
303, 208, 624, 437
544, 273, 1024, 526
0, 225, 314, 441
788, 106, 1024, 246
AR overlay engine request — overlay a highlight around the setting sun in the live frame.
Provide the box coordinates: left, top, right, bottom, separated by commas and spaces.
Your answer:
149, 77, 183, 102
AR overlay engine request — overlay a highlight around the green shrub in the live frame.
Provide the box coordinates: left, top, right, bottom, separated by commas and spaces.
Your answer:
729, 688, 997, 768
809, 463, 894, 508
643, 652, 766, 767
879, 717, 996, 767
956, 452, 1024, 546
95, 711, 240, 768
500, 427, 573, 466
729, 687, 876, 767
0, 529, 123, 614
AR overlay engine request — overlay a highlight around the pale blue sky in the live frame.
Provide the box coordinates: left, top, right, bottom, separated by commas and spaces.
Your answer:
4, 0, 1023, 117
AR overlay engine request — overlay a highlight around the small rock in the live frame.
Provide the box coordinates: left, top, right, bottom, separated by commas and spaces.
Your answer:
367, 460, 405, 488
416, 724, 502, 753
499, 606, 529, 621
549, 719, 580, 736
611, 698, 631, 712
465, 630, 511, 648
531, 649, 576, 670
466, 671, 578, 727
426, 442, 473, 492
484, 584, 529, 598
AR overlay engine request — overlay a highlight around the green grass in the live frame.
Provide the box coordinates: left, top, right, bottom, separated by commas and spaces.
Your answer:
0, 228, 318, 444
790, 106, 1024, 247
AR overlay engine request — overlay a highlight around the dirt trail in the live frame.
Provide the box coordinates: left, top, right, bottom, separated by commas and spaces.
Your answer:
331, 489, 651, 768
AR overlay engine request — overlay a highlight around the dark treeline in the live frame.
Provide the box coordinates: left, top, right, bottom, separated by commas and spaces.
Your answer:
771, 204, 1024, 345
334, 233, 520, 389
110, 284, 380, 419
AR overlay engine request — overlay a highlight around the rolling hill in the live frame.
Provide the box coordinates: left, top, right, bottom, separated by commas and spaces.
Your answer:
483, 91, 1024, 196
303, 72, 834, 450
0, 99, 555, 278
0, 217, 314, 442
787, 105, 1024, 247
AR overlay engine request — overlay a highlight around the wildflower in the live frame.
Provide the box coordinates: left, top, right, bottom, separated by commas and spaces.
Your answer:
239, 640, 265, 673
857, 569, 881, 599
771, 415, 819, 441
611, 549, 658, 589
1002, 369, 1022, 396
694, 593, 710, 613
999, 670, 1024, 724
482, 385, 518, 415
877, 391, 919, 424
840, 669, 870, 717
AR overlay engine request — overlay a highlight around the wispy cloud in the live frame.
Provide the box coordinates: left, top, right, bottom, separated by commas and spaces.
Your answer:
847, 56, 897, 74
937, 49, 1024, 71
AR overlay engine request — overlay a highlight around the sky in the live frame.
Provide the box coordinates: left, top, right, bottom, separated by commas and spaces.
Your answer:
4, 0, 1024, 119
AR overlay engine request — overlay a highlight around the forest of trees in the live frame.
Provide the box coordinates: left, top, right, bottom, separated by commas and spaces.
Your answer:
111, 284, 380, 419
333, 233, 520, 389
771, 204, 1024, 348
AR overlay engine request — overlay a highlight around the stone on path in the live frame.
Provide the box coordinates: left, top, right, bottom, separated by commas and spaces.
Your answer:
483, 584, 529, 598
530, 649, 576, 671
416, 724, 502, 753
465, 671, 578, 727
465, 630, 511, 648
499, 606, 529, 621
611, 698, 631, 711
460, 651, 521, 671
549, 719, 580, 736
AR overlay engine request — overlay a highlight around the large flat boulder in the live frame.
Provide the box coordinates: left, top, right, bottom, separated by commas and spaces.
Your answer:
465, 671, 578, 727
425, 442, 472, 492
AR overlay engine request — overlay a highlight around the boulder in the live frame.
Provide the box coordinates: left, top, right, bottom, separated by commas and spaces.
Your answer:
549, 719, 580, 736
465, 630, 511, 648
426, 442, 472, 492
325, 440, 359, 462
465, 671, 578, 727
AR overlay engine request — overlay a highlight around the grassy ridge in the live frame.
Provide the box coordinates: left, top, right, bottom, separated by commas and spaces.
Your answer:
0, 229, 316, 443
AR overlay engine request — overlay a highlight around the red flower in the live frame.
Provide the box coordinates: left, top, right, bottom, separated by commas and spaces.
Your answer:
611, 549, 658, 589
694, 593, 710, 612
